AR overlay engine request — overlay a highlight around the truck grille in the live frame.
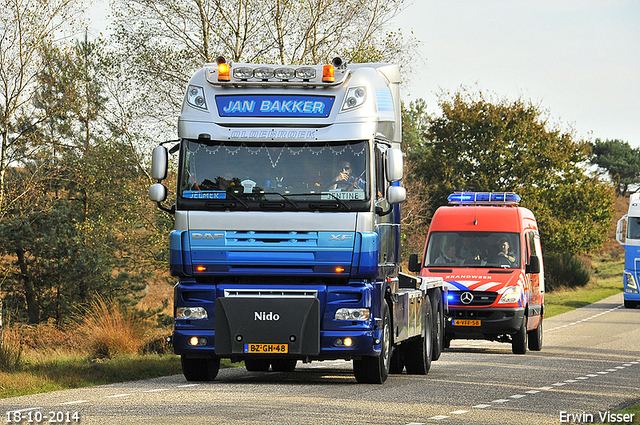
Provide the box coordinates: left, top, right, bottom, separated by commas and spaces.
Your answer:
224, 289, 318, 298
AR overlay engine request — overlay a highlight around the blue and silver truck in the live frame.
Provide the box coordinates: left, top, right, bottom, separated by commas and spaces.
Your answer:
148, 57, 446, 383
616, 193, 640, 308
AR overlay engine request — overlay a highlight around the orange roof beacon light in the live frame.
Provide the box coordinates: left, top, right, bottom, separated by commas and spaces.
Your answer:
216, 56, 230, 82
322, 64, 335, 83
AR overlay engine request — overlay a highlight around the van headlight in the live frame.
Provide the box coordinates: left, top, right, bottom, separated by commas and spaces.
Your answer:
498, 287, 521, 304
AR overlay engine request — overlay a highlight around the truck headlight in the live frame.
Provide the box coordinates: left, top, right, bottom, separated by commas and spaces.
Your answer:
335, 308, 370, 321
498, 287, 521, 304
341, 86, 366, 111
176, 307, 208, 320
624, 272, 638, 290
186, 85, 207, 110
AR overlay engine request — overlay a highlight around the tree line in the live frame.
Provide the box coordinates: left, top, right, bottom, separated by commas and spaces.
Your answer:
0, 0, 631, 326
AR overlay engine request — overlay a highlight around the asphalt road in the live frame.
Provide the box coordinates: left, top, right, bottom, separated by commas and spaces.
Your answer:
2, 292, 639, 425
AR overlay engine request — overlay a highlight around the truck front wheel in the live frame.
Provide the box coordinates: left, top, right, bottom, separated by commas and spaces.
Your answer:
353, 301, 391, 384
624, 299, 639, 309
181, 356, 220, 381
430, 288, 444, 361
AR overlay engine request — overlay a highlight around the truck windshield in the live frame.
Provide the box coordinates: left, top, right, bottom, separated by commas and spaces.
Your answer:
425, 231, 521, 269
178, 139, 369, 210
627, 217, 640, 239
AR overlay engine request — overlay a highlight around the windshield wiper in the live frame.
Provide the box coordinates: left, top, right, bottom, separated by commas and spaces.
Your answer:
259, 192, 300, 210
284, 192, 352, 211
203, 191, 249, 209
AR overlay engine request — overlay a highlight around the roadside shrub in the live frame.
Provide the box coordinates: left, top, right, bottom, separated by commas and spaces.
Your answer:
0, 330, 23, 371
544, 252, 592, 292
79, 296, 150, 358
15, 321, 86, 352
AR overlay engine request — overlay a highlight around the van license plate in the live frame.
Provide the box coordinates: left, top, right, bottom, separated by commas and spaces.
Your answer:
244, 343, 289, 354
453, 319, 481, 326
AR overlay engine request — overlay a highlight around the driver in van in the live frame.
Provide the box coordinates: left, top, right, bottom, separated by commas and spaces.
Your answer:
435, 243, 461, 265
494, 238, 516, 265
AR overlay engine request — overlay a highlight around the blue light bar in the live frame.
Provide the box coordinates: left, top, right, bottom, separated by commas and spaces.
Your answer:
447, 192, 521, 205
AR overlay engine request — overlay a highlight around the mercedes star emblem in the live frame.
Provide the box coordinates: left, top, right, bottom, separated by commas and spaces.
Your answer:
460, 292, 474, 304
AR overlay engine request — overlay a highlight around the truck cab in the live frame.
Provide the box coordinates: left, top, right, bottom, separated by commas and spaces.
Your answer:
616, 193, 640, 308
148, 58, 445, 383
417, 192, 544, 354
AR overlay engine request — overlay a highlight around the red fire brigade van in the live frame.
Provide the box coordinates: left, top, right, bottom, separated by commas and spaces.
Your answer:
410, 192, 544, 354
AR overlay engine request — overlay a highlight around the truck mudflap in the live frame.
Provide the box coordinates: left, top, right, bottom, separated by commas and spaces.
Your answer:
214, 297, 320, 356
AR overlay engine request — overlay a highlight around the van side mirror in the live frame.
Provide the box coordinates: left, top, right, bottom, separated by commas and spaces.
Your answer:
408, 253, 421, 273
385, 148, 403, 182
526, 255, 541, 274
151, 146, 168, 181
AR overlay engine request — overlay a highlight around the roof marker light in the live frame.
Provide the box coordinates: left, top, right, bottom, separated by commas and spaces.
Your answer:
218, 63, 230, 82
322, 64, 335, 83
448, 192, 521, 205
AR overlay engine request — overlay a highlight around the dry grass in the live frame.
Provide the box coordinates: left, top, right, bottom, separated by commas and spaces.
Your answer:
78, 296, 154, 358
0, 330, 23, 371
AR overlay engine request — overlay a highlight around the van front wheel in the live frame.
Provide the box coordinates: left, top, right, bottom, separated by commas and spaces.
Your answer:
512, 316, 528, 355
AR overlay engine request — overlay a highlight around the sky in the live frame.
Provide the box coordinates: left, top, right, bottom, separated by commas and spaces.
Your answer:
84, 1, 640, 147
390, 0, 640, 146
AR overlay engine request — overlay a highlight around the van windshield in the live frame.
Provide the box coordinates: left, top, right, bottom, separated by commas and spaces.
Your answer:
425, 231, 521, 269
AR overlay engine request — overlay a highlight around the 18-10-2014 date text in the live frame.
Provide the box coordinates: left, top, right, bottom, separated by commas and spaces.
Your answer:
6, 411, 80, 423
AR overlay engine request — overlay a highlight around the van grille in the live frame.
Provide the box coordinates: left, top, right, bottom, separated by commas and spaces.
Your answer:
449, 291, 498, 306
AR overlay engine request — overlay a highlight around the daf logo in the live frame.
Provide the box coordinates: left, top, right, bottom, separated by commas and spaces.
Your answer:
460, 292, 474, 304
192, 232, 224, 240
329, 234, 352, 241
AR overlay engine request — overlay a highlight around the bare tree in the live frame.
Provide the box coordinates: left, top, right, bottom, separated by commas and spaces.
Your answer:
0, 0, 81, 216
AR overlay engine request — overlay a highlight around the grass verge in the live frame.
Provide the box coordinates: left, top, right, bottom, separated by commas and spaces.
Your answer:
0, 353, 182, 399
544, 254, 623, 318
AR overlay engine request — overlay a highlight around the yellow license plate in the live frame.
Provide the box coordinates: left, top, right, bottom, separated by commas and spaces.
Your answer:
453, 319, 481, 326
244, 343, 289, 354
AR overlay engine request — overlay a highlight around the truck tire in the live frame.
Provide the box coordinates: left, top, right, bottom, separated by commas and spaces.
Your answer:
430, 288, 444, 361
353, 301, 391, 384
389, 345, 405, 374
624, 299, 639, 309
527, 316, 543, 351
512, 316, 528, 355
404, 294, 433, 375
181, 356, 220, 381
244, 359, 271, 372
271, 359, 297, 372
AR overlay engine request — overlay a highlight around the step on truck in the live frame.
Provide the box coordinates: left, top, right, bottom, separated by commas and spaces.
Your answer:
148, 57, 446, 383
412, 192, 544, 354
616, 193, 640, 308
